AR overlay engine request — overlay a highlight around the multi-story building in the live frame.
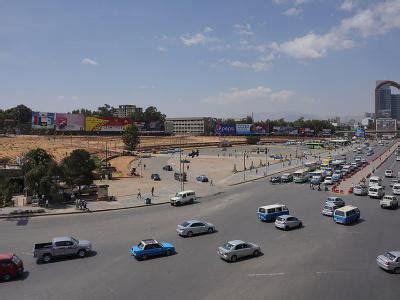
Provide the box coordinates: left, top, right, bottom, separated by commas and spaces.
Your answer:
113, 105, 143, 118
375, 80, 400, 120
164, 117, 212, 135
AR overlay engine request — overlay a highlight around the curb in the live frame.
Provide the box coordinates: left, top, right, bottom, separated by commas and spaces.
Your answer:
0, 201, 170, 219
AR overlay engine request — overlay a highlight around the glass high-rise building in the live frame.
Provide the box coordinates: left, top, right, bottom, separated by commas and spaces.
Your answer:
375, 80, 400, 120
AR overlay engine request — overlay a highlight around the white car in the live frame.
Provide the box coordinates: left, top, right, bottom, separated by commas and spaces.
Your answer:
385, 169, 393, 178
323, 176, 333, 185
396, 156, 400, 161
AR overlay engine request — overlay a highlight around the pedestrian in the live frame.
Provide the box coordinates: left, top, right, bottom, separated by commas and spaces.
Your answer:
310, 182, 312, 189
144, 164, 146, 170
151, 186, 154, 196
83, 200, 87, 210
187, 165, 189, 171
45, 198, 49, 208
210, 179, 213, 186
137, 189, 142, 199
256, 168, 258, 175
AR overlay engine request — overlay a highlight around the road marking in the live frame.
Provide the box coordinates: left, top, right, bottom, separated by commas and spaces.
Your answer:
315, 271, 346, 275
248, 273, 285, 277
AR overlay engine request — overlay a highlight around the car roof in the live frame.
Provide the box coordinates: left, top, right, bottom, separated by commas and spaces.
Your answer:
0, 252, 14, 260
141, 239, 159, 245
259, 203, 286, 209
327, 197, 341, 201
388, 251, 400, 257
228, 240, 245, 246
53, 236, 72, 243
178, 190, 195, 194
277, 214, 294, 219
185, 220, 203, 223
370, 176, 380, 180
335, 205, 358, 212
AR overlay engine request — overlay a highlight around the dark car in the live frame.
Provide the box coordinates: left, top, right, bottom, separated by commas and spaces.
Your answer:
270, 176, 281, 184
174, 172, 187, 182
281, 173, 293, 183
151, 174, 161, 181
162, 165, 173, 171
0, 253, 24, 281
180, 159, 190, 164
196, 175, 209, 182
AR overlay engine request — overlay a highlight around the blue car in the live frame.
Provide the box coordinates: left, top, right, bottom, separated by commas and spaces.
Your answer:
130, 239, 175, 260
196, 175, 209, 182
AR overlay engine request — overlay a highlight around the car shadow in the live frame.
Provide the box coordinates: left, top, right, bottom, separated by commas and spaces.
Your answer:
181, 230, 218, 238
345, 218, 365, 226
135, 251, 178, 261
228, 252, 265, 263
37, 251, 97, 264
4, 217, 30, 226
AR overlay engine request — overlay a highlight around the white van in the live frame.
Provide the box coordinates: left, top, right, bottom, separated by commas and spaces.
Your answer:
380, 195, 398, 209
170, 190, 196, 206
392, 183, 400, 195
368, 186, 384, 199
369, 176, 382, 187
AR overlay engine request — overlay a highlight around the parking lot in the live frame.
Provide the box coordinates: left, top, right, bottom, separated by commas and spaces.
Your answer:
1, 141, 399, 300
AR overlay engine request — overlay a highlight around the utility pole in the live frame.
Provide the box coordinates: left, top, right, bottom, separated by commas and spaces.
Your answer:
179, 149, 183, 191
243, 151, 246, 182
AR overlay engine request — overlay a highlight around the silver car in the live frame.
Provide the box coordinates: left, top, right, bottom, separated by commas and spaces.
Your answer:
326, 197, 345, 207
217, 240, 261, 262
353, 184, 368, 196
377, 251, 400, 273
274, 215, 302, 230
176, 220, 215, 237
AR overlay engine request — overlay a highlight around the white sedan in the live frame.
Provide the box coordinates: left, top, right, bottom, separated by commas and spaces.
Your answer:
324, 176, 333, 185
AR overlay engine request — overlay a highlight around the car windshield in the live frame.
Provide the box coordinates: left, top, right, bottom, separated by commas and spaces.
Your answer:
258, 208, 265, 213
223, 243, 235, 250
335, 210, 345, 216
137, 242, 145, 250
180, 221, 190, 227
384, 252, 396, 260
71, 237, 79, 244
276, 216, 284, 221
11, 255, 21, 264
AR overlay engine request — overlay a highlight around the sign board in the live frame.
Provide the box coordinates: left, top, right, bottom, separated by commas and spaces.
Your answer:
85, 116, 132, 132
32, 112, 55, 129
215, 123, 236, 135
55, 113, 85, 131
354, 128, 365, 138
236, 124, 252, 135
376, 118, 397, 132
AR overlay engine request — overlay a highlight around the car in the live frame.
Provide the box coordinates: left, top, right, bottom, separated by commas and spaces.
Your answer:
326, 196, 345, 207
196, 175, 209, 182
303, 151, 311, 156
174, 171, 187, 182
0, 253, 24, 281
322, 202, 342, 217
385, 169, 394, 178
176, 220, 215, 237
389, 179, 399, 187
353, 184, 368, 196
130, 239, 175, 260
377, 251, 400, 273
180, 159, 190, 163
324, 176, 333, 185
333, 170, 343, 179
170, 190, 196, 206
310, 176, 322, 185
270, 154, 283, 160
217, 240, 261, 262
162, 165, 173, 171
280, 173, 293, 183
270, 176, 281, 184
397, 157, 400, 161
151, 173, 161, 181
361, 158, 367, 164
274, 215, 302, 230
380, 195, 398, 209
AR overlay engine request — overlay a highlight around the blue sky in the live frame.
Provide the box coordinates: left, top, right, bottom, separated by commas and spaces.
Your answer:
0, 0, 399, 118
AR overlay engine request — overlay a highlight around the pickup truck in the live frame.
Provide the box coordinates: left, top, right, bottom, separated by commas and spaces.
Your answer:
33, 236, 92, 263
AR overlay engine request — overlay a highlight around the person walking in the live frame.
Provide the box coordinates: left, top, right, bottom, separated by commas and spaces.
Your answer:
45, 198, 49, 208
210, 179, 213, 186
137, 189, 142, 199
151, 186, 154, 196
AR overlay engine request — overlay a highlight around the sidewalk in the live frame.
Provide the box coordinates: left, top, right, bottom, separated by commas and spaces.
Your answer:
335, 142, 399, 194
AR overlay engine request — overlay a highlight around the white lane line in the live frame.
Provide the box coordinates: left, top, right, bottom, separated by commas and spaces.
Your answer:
315, 271, 346, 275
248, 273, 285, 277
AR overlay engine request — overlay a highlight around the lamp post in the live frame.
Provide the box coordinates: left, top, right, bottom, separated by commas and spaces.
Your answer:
243, 151, 247, 182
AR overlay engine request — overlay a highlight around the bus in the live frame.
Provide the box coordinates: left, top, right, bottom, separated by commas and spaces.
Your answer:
293, 168, 309, 183
308, 169, 326, 179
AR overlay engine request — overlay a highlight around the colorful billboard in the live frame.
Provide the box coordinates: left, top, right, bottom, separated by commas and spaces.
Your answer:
32, 112, 55, 129
354, 128, 365, 138
236, 124, 268, 135
215, 123, 236, 135
55, 113, 85, 131
85, 116, 132, 132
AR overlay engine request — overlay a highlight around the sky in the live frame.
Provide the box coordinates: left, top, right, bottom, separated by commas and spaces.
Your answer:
0, 0, 400, 119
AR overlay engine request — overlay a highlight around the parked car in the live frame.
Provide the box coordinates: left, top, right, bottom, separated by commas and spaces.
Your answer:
274, 215, 302, 230
217, 240, 261, 262
196, 175, 209, 182
385, 169, 394, 178
176, 220, 215, 237
151, 173, 161, 181
280, 173, 293, 183
322, 202, 342, 217
130, 239, 175, 260
0, 253, 24, 281
353, 184, 368, 196
310, 176, 322, 185
380, 195, 398, 209
270, 176, 281, 184
170, 190, 196, 206
323, 176, 333, 185
33, 236, 92, 263
397, 156, 400, 161
393, 183, 400, 195
162, 165, 173, 171
174, 171, 187, 182
326, 197, 345, 207
377, 251, 400, 273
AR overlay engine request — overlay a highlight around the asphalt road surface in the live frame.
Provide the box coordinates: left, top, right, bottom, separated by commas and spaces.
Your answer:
1, 142, 399, 300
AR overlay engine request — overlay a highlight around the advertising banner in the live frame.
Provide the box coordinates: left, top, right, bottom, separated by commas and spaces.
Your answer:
215, 123, 236, 135
376, 118, 397, 132
55, 113, 85, 131
32, 112, 55, 129
322, 129, 332, 136
355, 128, 365, 138
252, 124, 268, 135
236, 124, 252, 135
85, 116, 132, 132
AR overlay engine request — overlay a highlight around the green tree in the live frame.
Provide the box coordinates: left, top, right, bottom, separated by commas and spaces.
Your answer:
122, 124, 140, 151
0, 175, 15, 207
246, 135, 260, 145
143, 106, 165, 123
97, 104, 114, 117
61, 149, 96, 190
130, 110, 145, 122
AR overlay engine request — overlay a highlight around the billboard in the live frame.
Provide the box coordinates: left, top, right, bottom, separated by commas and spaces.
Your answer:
32, 112, 55, 129
252, 124, 268, 135
376, 118, 397, 132
85, 116, 132, 132
215, 123, 236, 135
354, 128, 365, 138
236, 124, 252, 135
55, 113, 85, 131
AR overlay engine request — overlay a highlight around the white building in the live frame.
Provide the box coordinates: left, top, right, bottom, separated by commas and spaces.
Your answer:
113, 105, 143, 118
165, 117, 211, 135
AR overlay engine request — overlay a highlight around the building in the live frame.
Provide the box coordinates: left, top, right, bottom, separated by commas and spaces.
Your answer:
112, 105, 143, 118
361, 117, 374, 128
164, 117, 212, 135
375, 80, 400, 120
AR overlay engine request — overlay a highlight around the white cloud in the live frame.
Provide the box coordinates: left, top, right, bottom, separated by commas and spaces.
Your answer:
204, 86, 295, 105
157, 45, 167, 52
283, 7, 303, 17
226, 60, 271, 71
233, 23, 254, 35
272, 0, 309, 5
339, 0, 356, 12
81, 58, 99, 66
203, 26, 213, 33
180, 28, 219, 46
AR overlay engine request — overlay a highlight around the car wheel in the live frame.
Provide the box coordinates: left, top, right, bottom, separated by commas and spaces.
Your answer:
78, 249, 87, 258
187, 231, 193, 237
166, 250, 172, 256
141, 254, 148, 260
231, 255, 237, 262
3, 274, 11, 281
176, 202, 181, 207
284, 226, 289, 231
42, 254, 52, 263
189, 198, 194, 204
394, 267, 400, 274
253, 250, 260, 257
299, 222, 303, 228
208, 227, 214, 234
381, 205, 384, 208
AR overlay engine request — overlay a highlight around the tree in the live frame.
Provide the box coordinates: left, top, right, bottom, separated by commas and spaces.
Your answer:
143, 106, 165, 123
246, 135, 260, 145
0, 175, 15, 207
97, 104, 114, 117
131, 110, 145, 122
22, 148, 59, 197
122, 124, 140, 151
61, 149, 96, 190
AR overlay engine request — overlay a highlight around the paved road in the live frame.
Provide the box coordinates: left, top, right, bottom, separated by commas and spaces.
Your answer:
1, 142, 399, 300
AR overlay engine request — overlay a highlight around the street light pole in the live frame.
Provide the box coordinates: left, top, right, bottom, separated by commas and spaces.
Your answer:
243, 151, 246, 182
